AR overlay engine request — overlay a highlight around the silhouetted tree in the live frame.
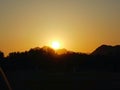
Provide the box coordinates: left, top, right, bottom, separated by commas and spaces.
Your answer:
0, 51, 4, 62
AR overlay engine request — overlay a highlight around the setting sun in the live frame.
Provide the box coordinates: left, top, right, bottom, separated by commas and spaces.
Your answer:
51, 41, 60, 49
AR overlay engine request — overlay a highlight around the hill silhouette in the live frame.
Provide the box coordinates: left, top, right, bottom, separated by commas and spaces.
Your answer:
91, 44, 120, 56
1, 45, 120, 90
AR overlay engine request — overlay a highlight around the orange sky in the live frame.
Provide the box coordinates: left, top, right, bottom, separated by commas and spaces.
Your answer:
0, 0, 120, 55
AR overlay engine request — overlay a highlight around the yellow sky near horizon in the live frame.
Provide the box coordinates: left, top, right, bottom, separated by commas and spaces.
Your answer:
0, 0, 120, 55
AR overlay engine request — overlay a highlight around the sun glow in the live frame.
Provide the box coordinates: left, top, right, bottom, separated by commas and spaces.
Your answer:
51, 41, 60, 49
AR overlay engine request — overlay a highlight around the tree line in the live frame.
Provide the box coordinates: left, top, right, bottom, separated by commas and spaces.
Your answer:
0, 46, 120, 73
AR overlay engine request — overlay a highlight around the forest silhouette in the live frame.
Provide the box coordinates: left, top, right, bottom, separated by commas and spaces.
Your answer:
0, 45, 120, 90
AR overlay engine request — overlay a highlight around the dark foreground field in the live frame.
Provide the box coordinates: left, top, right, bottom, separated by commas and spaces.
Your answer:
1, 70, 120, 90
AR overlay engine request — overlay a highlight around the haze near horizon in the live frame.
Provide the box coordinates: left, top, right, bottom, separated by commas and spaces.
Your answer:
0, 0, 120, 55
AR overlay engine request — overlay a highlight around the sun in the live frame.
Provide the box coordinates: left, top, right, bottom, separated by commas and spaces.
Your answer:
51, 41, 60, 49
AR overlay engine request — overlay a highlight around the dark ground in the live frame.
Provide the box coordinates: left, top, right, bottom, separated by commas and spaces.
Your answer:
1, 70, 120, 90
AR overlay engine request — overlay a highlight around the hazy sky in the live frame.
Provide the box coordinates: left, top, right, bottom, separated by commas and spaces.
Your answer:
0, 0, 120, 55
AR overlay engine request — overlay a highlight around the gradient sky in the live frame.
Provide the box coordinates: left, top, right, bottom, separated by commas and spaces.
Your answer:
0, 0, 120, 55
